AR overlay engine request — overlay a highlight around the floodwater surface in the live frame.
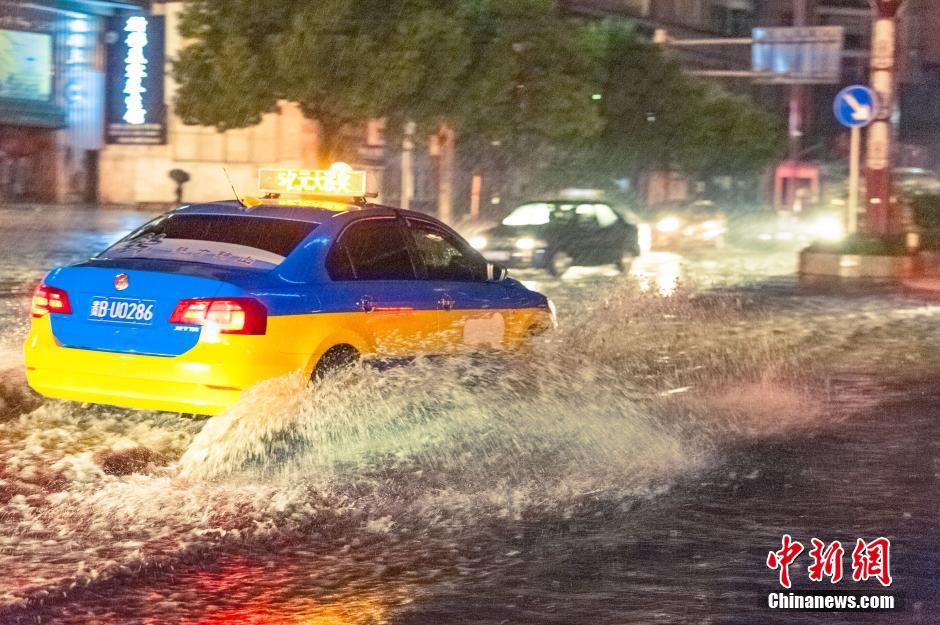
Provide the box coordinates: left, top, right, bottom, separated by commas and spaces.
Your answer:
0, 206, 937, 624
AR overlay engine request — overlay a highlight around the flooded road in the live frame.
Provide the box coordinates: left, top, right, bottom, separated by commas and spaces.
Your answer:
0, 206, 938, 624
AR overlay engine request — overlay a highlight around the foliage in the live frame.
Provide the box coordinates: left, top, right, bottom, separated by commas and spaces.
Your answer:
175, 0, 601, 165
174, 1, 783, 188
544, 23, 784, 193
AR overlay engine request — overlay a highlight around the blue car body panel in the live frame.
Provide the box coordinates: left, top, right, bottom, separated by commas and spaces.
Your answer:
40, 201, 549, 359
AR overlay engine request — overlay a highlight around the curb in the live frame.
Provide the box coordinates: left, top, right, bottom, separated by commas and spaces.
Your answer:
798, 250, 916, 283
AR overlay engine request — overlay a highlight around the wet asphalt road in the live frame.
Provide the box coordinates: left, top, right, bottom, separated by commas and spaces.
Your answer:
0, 205, 937, 624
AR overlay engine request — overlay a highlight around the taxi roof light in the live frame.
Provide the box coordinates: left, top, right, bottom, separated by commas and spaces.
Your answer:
258, 163, 369, 200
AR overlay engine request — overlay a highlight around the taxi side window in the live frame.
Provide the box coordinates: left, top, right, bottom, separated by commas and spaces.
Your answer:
327, 219, 417, 281
407, 220, 487, 282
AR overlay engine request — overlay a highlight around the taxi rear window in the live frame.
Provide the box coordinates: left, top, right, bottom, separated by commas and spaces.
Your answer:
102, 214, 318, 270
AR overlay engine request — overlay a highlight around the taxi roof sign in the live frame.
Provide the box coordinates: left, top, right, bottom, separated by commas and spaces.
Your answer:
258, 163, 368, 198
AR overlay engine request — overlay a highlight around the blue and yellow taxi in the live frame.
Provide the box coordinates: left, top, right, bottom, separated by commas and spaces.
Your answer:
24, 165, 555, 415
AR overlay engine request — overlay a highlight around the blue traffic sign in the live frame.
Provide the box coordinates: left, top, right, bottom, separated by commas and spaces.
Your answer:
834, 86, 878, 128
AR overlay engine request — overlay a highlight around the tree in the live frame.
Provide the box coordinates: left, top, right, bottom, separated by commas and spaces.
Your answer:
173, 3, 783, 203
542, 24, 784, 198
174, 0, 288, 131
174, 0, 602, 167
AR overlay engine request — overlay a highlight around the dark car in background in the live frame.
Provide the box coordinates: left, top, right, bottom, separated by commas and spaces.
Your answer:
470, 200, 640, 276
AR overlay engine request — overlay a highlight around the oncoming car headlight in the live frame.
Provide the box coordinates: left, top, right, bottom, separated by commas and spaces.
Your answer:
656, 217, 681, 233
813, 216, 845, 242
700, 220, 726, 239
469, 236, 488, 250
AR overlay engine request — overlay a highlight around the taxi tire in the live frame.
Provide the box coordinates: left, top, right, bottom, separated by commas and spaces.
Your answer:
312, 345, 360, 382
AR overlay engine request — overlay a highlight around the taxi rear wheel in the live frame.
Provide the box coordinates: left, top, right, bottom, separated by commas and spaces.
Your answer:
312, 345, 360, 382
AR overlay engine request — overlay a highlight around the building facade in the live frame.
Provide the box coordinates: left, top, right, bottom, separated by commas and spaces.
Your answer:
0, 0, 151, 203
97, 0, 325, 205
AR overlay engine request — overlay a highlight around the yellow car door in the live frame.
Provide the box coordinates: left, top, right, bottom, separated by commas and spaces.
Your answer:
326, 217, 442, 357
405, 218, 513, 352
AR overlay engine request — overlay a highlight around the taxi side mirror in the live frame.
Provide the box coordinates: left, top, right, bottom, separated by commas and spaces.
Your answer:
487, 262, 508, 282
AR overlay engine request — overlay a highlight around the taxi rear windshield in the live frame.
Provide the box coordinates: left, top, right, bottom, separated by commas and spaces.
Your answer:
101, 214, 318, 270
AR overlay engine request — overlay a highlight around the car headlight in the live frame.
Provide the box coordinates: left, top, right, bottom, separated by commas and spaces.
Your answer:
700, 220, 726, 239
515, 237, 545, 250
469, 236, 488, 250
813, 216, 845, 242
656, 217, 681, 233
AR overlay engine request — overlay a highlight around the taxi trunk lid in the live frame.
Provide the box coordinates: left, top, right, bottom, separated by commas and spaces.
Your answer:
43, 262, 254, 357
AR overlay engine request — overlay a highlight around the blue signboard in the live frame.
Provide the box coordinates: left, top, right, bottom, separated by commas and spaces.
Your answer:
106, 14, 166, 145
834, 85, 877, 129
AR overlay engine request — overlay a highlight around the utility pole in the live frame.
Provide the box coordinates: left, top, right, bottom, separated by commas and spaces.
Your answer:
864, 0, 904, 236
786, 0, 808, 212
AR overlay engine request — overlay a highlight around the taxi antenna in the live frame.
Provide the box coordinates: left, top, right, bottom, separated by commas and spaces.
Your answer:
222, 167, 246, 208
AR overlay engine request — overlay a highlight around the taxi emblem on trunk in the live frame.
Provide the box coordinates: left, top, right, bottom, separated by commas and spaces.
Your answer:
114, 273, 129, 291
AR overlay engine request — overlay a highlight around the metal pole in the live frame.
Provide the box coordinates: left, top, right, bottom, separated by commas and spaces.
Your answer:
848, 125, 861, 234
437, 124, 454, 224
401, 121, 415, 211
864, 0, 903, 235
785, 0, 808, 212
470, 174, 482, 223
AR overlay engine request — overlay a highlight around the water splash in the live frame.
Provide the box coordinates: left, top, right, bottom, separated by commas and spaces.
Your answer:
5, 280, 940, 612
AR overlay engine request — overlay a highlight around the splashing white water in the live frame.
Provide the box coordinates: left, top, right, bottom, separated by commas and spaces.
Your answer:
4, 280, 940, 609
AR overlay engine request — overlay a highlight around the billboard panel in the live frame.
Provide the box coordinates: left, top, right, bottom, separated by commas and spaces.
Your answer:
0, 29, 53, 102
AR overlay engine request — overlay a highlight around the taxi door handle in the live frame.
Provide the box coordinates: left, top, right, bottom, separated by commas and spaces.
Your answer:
437, 295, 455, 311
357, 296, 376, 313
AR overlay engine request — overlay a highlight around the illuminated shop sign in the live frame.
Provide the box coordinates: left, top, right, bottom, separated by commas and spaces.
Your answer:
106, 13, 165, 145
122, 16, 148, 124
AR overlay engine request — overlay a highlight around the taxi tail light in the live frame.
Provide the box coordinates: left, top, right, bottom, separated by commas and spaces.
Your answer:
170, 298, 267, 335
32, 284, 72, 318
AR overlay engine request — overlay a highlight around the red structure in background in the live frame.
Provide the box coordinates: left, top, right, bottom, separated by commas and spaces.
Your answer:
774, 162, 820, 213
864, 0, 904, 236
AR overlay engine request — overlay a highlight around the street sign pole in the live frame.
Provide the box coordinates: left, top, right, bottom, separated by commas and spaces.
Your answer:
834, 85, 878, 236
